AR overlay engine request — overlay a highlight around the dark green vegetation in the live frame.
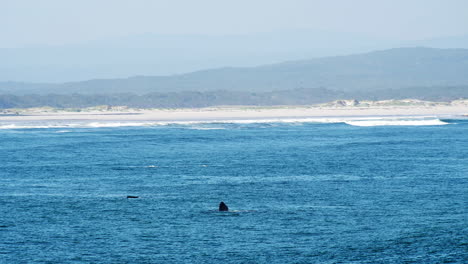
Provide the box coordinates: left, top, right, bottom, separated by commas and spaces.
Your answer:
1, 86, 466, 109
1, 47, 467, 108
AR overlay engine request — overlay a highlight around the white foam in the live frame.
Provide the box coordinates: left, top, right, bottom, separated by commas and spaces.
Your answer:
0, 118, 340, 130
0, 121, 163, 129
345, 119, 449, 127
55, 130, 71, 133
0, 124, 62, 129
204, 118, 344, 124
188, 127, 226, 130
85, 122, 158, 128
0, 117, 452, 129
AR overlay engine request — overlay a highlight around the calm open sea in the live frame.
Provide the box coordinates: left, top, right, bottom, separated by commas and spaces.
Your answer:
1, 117, 467, 263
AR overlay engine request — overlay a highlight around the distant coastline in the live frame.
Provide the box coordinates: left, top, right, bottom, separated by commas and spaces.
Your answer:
1, 99, 467, 123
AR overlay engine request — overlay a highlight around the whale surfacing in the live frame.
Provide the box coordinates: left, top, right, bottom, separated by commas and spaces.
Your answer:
219, 202, 229, 211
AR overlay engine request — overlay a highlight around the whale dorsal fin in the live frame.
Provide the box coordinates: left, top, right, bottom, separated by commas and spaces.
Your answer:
219, 202, 229, 211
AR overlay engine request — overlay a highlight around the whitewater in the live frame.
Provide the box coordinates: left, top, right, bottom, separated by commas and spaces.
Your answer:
0, 115, 458, 129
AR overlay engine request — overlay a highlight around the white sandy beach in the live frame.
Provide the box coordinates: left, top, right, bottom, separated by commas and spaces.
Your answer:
1, 99, 468, 123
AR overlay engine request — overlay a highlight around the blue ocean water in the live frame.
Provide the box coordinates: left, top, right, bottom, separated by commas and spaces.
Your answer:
1, 118, 467, 263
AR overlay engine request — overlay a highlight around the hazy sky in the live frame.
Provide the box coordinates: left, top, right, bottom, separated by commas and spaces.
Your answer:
2, 0, 468, 48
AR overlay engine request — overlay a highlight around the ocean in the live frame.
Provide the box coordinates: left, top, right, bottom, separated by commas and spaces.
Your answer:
1, 116, 467, 263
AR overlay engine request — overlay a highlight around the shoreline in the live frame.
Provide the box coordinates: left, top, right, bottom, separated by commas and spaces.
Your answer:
1, 104, 467, 123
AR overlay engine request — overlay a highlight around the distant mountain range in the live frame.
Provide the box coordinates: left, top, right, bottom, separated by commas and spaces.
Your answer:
2, 30, 468, 83
1, 47, 467, 108
2, 47, 468, 93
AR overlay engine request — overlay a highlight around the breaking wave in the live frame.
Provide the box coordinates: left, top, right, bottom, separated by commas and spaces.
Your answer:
0, 117, 456, 130
344, 119, 449, 127
0, 118, 343, 130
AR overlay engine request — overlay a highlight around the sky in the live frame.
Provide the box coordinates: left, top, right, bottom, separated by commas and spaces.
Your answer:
2, 0, 468, 48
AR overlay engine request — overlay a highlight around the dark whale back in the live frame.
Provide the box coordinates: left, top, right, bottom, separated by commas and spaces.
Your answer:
219, 202, 229, 211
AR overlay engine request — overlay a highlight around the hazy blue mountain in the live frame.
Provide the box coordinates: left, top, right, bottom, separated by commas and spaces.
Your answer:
406, 35, 468, 49
3, 30, 468, 83
0, 30, 394, 82
2, 47, 467, 96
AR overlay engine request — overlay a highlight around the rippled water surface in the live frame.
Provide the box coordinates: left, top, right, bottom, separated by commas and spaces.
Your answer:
1, 119, 467, 263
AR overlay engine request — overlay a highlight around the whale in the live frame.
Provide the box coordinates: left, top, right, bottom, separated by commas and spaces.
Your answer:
219, 201, 229, 211
127, 195, 139, 199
